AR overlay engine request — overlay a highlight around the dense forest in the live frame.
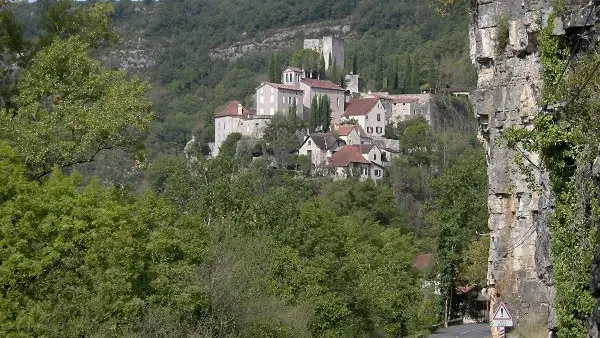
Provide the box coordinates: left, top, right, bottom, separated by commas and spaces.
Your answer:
0, 1, 487, 337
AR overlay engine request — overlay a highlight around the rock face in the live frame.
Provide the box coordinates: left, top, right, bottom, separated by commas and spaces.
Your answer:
470, 0, 556, 336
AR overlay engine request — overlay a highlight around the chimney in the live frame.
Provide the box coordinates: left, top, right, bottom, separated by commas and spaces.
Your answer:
237, 103, 243, 115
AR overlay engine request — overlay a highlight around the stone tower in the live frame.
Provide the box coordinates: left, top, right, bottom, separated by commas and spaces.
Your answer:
303, 36, 344, 71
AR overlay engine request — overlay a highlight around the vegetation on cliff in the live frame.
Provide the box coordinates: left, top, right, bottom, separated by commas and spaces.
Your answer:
505, 10, 600, 337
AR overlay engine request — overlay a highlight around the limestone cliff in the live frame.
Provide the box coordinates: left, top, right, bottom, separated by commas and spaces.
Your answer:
471, 0, 600, 336
470, 0, 555, 335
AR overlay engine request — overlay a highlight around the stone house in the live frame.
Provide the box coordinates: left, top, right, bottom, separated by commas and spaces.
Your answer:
334, 124, 370, 145
213, 100, 271, 157
390, 97, 419, 123
298, 132, 344, 169
327, 144, 384, 181
299, 79, 346, 125
255, 82, 305, 118
342, 97, 386, 139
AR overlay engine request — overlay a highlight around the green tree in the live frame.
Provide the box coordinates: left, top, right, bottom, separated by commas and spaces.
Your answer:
0, 36, 152, 179
319, 95, 331, 132
218, 132, 242, 158
426, 147, 487, 323
309, 94, 319, 132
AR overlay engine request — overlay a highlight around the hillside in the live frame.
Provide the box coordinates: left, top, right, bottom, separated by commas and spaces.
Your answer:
9, 0, 475, 160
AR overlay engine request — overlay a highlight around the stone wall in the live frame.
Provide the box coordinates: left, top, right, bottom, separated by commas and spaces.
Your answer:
470, 0, 556, 336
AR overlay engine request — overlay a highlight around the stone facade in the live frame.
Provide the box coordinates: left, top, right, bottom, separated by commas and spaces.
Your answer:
213, 101, 271, 157
470, 0, 556, 336
342, 98, 386, 139
256, 83, 305, 118
299, 79, 346, 124
303, 36, 344, 71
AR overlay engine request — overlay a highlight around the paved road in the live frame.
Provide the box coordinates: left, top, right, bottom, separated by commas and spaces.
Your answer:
428, 323, 489, 338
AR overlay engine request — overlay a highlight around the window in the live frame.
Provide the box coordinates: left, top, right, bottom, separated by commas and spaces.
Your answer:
288, 96, 292, 104
260, 96, 264, 104
376, 127, 382, 134
377, 114, 381, 121
260, 88, 264, 94
367, 127, 373, 133
365, 115, 368, 120
270, 95, 274, 103
361, 167, 368, 175
337, 98, 340, 107
373, 154, 377, 161
307, 149, 312, 159
375, 169, 381, 177
308, 140, 312, 146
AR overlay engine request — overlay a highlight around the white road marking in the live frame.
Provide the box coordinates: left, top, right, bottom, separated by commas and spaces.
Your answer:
455, 326, 485, 338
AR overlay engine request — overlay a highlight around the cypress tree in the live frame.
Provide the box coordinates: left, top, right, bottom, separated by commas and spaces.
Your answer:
330, 59, 338, 84
309, 95, 319, 132
352, 52, 358, 74
321, 95, 331, 132
404, 54, 412, 94
319, 54, 326, 80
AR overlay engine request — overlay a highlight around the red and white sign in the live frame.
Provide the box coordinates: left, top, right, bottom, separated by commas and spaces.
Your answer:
491, 302, 513, 327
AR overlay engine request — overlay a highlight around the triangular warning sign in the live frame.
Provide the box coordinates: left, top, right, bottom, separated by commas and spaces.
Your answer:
491, 302, 514, 327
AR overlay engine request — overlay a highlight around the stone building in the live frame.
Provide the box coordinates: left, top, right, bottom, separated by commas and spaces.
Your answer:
213, 100, 271, 157
334, 124, 370, 145
342, 97, 386, 139
255, 82, 305, 118
297, 132, 343, 169
326, 144, 384, 181
299, 79, 346, 124
303, 36, 344, 71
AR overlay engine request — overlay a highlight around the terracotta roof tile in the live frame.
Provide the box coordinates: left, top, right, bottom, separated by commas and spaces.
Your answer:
328, 145, 370, 167
265, 82, 304, 92
335, 124, 356, 136
343, 98, 379, 116
215, 100, 251, 118
301, 78, 344, 91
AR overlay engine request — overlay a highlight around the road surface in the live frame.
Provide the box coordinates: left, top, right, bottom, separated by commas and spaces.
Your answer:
428, 323, 489, 338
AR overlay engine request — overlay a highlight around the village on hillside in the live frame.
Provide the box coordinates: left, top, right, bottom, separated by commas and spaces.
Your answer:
211, 36, 467, 181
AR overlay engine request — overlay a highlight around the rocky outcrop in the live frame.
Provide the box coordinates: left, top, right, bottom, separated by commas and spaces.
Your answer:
470, 0, 555, 336
209, 21, 352, 61
472, 0, 600, 336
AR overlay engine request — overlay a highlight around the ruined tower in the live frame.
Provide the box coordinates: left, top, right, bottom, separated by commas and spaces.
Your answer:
303, 36, 344, 71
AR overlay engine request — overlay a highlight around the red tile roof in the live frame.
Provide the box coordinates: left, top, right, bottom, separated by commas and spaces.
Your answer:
393, 97, 419, 104
336, 124, 357, 136
328, 145, 370, 167
343, 98, 379, 116
264, 82, 304, 92
301, 78, 344, 91
335, 124, 370, 138
215, 100, 251, 118
413, 253, 433, 271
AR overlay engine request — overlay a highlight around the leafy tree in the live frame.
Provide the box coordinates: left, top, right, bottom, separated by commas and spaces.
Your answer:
426, 147, 487, 322
262, 113, 303, 169
218, 132, 242, 158
0, 36, 152, 179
